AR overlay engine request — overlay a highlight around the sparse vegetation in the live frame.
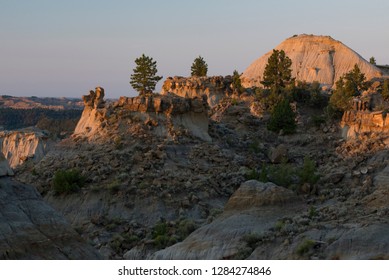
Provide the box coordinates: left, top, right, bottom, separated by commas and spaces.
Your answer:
298, 156, 320, 185
191, 56, 208, 77
52, 169, 85, 195
267, 99, 297, 134
382, 80, 389, 100
296, 239, 316, 257
232, 70, 244, 93
329, 64, 369, 113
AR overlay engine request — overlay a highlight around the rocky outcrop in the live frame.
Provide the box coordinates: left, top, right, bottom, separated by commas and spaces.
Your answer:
241, 34, 382, 88
0, 128, 50, 168
340, 110, 389, 139
0, 153, 13, 176
73, 87, 211, 142
73, 87, 106, 138
161, 76, 234, 107
151, 181, 302, 259
0, 177, 101, 259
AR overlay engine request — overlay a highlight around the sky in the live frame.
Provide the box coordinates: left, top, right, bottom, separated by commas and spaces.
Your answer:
0, 0, 388, 98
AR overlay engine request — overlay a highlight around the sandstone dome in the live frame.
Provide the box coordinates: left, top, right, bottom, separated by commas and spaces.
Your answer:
241, 34, 382, 88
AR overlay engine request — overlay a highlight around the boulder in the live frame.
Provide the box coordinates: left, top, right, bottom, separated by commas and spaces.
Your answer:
225, 180, 298, 211
269, 144, 288, 163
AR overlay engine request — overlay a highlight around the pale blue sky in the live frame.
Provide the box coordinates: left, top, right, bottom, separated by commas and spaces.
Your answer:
1, 0, 388, 98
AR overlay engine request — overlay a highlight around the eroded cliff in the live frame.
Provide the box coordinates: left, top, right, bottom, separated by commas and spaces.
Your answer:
73, 87, 211, 142
161, 76, 234, 107
0, 128, 51, 168
241, 34, 382, 88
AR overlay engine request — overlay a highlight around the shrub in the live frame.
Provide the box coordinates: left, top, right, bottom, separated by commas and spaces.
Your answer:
298, 156, 320, 185
382, 80, 389, 100
53, 169, 85, 194
267, 99, 297, 134
267, 160, 295, 187
296, 239, 315, 256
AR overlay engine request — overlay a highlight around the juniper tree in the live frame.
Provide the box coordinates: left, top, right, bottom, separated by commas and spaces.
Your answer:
232, 70, 244, 93
261, 49, 293, 95
130, 54, 162, 95
370, 56, 376, 65
191, 56, 208, 77
329, 64, 369, 112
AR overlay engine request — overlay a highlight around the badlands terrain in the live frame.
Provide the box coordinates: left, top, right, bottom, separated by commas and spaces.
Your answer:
1, 34, 389, 259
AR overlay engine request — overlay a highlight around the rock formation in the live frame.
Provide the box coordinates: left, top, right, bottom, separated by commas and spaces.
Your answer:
161, 76, 234, 107
151, 181, 302, 259
0, 153, 14, 176
73, 87, 107, 138
0, 177, 101, 259
340, 93, 389, 139
241, 34, 382, 88
341, 110, 389, 139
73, 87, 211, 142
0, 128, 51, 168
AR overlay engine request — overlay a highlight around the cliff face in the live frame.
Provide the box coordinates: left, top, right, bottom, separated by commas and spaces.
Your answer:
0, 129, 50, 168
73, 87, 211, 142
241, 34, 382, 88
341, 110, 389, 139
161, 76, 233, 107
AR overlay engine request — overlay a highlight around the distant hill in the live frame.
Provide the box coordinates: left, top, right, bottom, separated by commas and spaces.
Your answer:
241, 34, 383, 88
0, 95, 84, 110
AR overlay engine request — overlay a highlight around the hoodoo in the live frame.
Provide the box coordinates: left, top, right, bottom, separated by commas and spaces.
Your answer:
241, 34, 382, 88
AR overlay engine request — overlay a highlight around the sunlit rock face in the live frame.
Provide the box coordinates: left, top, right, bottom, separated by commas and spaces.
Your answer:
161, 76, 234, 107
73, 87, 211, 142
241, 34, 382, 88
0, 129, 50, 168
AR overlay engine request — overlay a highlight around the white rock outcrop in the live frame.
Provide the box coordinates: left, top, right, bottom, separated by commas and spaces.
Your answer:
241, 34, 382, 88
0, 129, 50, 168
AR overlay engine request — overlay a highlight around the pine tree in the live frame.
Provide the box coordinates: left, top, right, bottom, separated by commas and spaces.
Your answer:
191, 56, 208, 77
232, 70, 243, 93
267, 99, 297, 134
130, 54, 162, 95
343, 64, 369, 95
370, 56, 376, 65
382, 80, 389, 100
329, 64, 368, 112
261, 49, 293, 94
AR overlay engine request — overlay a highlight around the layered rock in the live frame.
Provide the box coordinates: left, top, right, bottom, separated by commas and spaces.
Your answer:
73, 87, 106, 138
340, 110, 389, 139
151, 181, 302, 259
0, 128, 50, 168
0, 177, 101, 259
161, 76, 234, 107
73, 87, 211, 142
241, 34, 382, 88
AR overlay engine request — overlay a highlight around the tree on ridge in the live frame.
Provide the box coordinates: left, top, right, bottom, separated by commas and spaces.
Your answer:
130, 54, 162, 95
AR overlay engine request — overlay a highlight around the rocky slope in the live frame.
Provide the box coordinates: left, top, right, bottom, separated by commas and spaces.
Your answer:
0, 154, 100, 259
0, 128, 51, 168
13, 77, 389, 260
241, 34, 382, 88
